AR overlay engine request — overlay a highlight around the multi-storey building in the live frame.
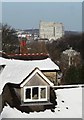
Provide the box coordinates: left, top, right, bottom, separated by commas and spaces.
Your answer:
39, 21, 64, 41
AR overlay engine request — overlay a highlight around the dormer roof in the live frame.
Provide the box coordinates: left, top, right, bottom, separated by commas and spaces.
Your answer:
20, 67, 54, 87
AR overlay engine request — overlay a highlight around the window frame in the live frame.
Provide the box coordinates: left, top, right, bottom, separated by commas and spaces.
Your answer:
24, 86, 47, 102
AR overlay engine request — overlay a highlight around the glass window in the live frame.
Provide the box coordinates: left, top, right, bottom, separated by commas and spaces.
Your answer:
24, 86, 47, 102
25, 88, 31, 99
32, 87, 38, 99
40, 88, 46, 99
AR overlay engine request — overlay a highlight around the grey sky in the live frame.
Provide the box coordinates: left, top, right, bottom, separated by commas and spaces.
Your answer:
2, 2, 82, 31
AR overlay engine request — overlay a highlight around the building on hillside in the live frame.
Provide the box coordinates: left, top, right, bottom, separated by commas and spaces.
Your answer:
39, 21, 64, 41
61, 47, 81, 69
17, 29, 39, 41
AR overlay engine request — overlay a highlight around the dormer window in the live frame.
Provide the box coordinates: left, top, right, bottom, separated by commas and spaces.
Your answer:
24, 86, 47, 102
20, 68, 54, 104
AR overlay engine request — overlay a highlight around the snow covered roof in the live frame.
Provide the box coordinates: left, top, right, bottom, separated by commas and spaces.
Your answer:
0, 57, 59, 94
0, 87, 82, 118
0, 57, 7, 65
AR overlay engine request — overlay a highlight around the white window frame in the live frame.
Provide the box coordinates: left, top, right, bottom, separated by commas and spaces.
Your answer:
24, 86, 47, 102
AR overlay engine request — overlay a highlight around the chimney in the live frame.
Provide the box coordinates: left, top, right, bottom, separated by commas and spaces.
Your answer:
20, 39, 28, 54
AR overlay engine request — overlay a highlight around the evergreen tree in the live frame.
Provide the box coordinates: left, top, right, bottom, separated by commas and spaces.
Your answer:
2, 24, 19, 54
64, 65, 84, 84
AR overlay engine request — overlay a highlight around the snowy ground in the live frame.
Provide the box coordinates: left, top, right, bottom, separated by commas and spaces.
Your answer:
0, 87, 83, 119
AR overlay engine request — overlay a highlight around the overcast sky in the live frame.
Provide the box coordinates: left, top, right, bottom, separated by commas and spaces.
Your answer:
2, 2, 82, 31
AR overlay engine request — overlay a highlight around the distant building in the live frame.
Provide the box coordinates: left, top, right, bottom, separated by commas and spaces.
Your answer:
39, 21, 64, 41
17, 29, 39, 41
61, 47, 81, 69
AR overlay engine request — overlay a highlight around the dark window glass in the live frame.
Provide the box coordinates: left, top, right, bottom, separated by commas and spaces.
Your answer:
32, 87, 38, 99
25, 88, 31, 99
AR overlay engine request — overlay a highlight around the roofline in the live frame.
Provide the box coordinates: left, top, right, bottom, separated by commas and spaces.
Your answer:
41, 69, 60, 72
20, 68, 54, 87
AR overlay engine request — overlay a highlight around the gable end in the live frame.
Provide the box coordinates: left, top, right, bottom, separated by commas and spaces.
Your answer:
20, 68, 54, 87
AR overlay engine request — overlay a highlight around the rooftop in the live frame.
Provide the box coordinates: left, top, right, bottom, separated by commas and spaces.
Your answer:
0, 57, 59, 94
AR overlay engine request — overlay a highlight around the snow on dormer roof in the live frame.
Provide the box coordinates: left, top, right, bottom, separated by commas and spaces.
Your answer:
20, 68, 54, 87
0, 57, 59, 94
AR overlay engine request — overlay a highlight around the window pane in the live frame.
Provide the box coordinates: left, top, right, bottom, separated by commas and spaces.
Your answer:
40, 88, 46, 99
25, 88, 31, 99
32, 87, 38, 99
